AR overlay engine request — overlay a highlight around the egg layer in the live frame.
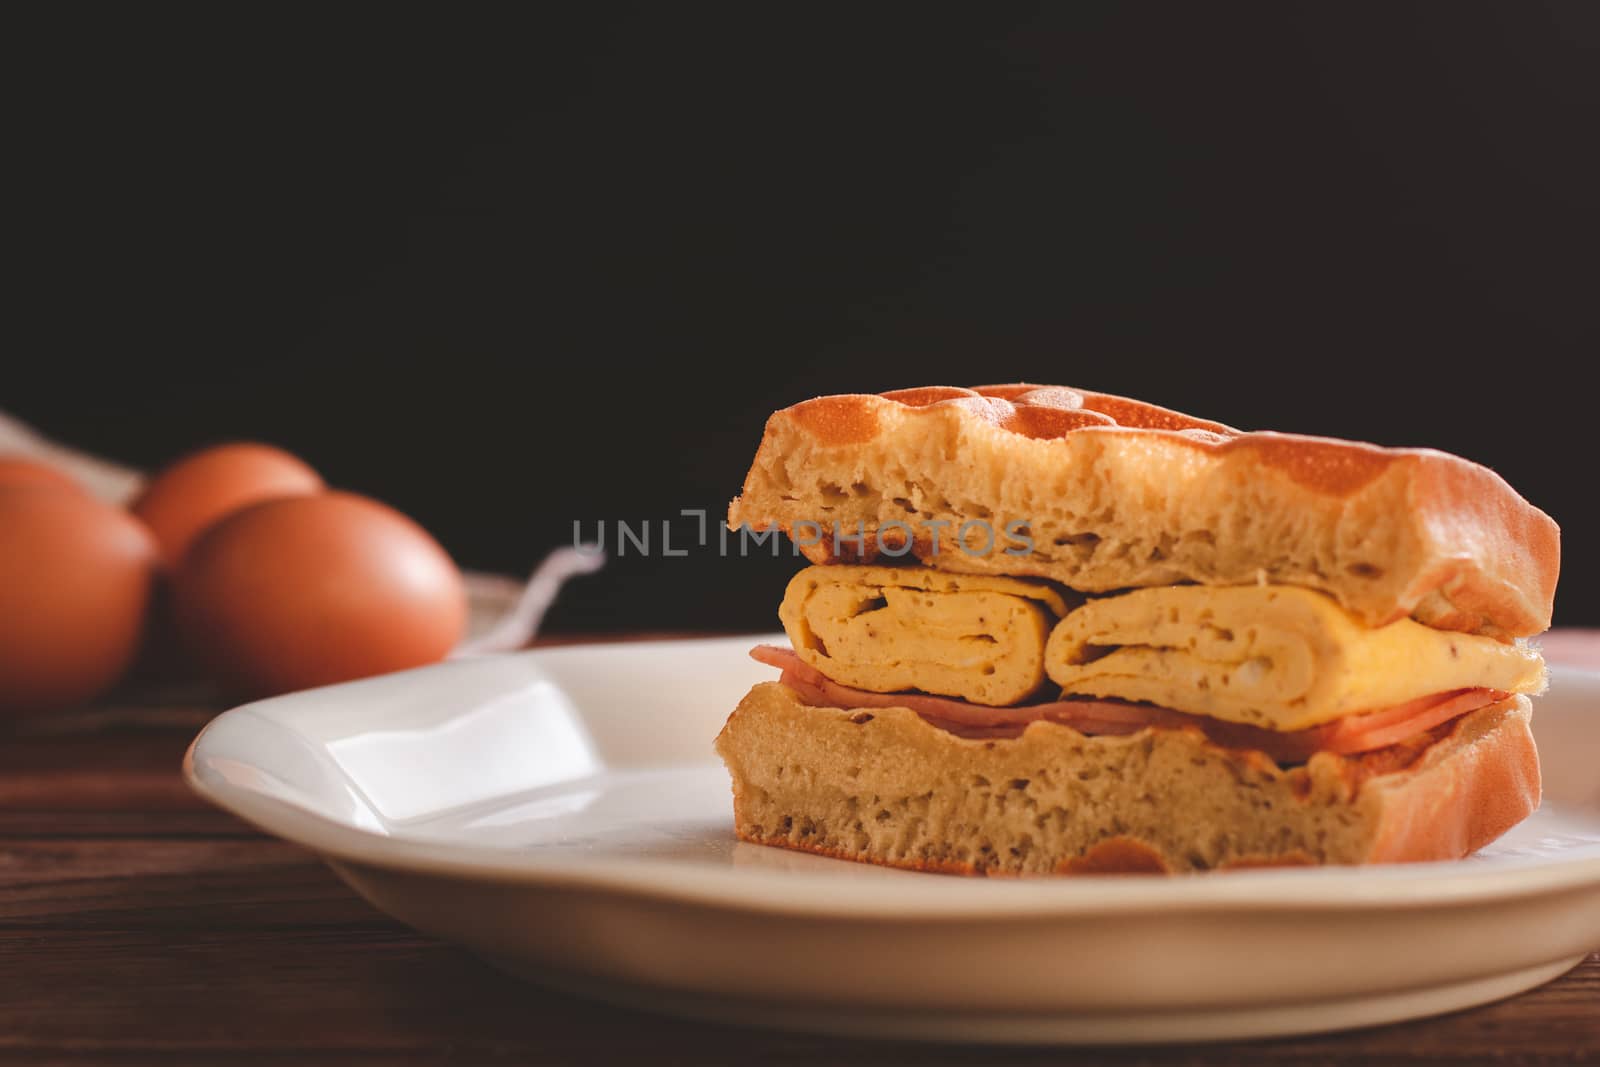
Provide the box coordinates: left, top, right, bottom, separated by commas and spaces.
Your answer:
779, 565, 1073, 706
1045, 584, 1545, 730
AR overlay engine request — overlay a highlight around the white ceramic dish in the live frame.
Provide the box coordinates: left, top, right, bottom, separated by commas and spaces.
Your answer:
184, 637, 1600, 1044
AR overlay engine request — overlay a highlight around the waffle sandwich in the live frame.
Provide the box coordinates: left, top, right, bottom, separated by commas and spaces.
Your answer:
715, 385, 1559, 874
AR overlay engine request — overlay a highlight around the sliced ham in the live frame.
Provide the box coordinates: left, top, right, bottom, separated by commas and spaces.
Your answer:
749, 645, 1506, 763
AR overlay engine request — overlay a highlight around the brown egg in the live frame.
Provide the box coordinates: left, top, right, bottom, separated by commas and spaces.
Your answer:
0, 487, 158, 714
0, 456, 82, 493
172, 491, 467, 697
132, 442, 323, 569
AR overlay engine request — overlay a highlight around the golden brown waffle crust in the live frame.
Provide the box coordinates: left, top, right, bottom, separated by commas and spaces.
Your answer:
714, 682, 1541, 875
727, 385, 1559, 639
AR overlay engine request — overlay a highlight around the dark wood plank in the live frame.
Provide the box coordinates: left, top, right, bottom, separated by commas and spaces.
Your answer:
0, 726, 204, 812
0, 840, 379, 929
0, 838, 1594, 1063
0, 633, 1595, 1063
0, 922, 1594, 1064
0, 809, 253, 838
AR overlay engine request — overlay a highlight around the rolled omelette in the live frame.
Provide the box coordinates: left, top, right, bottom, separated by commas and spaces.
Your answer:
779, 565, 1074, 706
1044, 584, 1545, 731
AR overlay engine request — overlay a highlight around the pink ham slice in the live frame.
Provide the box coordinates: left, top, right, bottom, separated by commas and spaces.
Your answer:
748, 645, 1506, 763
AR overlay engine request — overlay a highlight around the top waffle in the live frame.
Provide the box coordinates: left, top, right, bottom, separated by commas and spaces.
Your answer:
727, 384, 1559, 639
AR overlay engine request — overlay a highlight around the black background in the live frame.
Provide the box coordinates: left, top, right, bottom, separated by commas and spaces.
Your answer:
11, 5, 1597, 633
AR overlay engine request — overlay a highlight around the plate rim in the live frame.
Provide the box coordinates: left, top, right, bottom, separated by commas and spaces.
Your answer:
183, 637, 1600, 921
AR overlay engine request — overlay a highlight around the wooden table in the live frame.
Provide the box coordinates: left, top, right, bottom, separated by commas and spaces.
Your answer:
3, 636, 1597, 1065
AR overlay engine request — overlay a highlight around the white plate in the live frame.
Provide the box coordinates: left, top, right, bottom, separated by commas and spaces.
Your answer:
184, 637, 1600, 1044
